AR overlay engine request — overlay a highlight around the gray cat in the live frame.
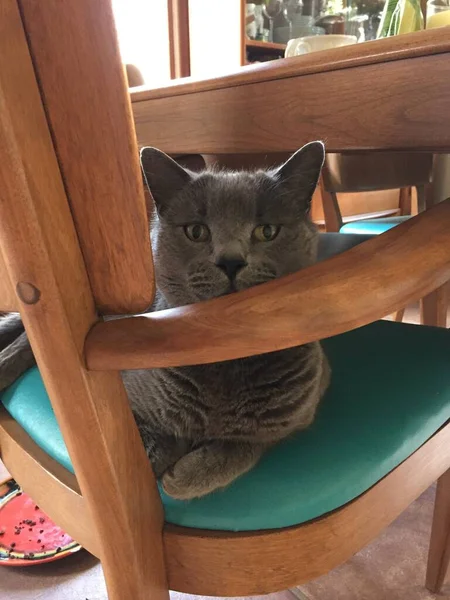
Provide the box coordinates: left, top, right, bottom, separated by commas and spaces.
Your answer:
0, 142, 330, 499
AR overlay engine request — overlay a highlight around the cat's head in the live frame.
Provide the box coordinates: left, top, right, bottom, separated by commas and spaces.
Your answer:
141, 143, 325, 307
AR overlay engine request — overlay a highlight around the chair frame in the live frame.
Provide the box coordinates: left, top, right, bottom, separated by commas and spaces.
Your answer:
319, 152, 444, 325
320, 151, 435, 233
0, 3, 449, 599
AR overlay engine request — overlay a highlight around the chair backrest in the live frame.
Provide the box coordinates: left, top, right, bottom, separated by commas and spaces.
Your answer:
322, 152, 433, 193
1, 7, 450, 599
15, 1, 154, 315
318, 152, 434, 231
0, 2, 165, 597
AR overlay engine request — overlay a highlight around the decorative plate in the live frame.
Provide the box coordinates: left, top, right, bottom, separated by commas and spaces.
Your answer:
0, 478, 81, 566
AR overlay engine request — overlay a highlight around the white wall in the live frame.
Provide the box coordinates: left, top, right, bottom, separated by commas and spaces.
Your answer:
188, 0, 242, 79
112, 0, 171, 88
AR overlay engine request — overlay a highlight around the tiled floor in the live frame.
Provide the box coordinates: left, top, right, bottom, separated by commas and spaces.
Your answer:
1, 303, 449, 599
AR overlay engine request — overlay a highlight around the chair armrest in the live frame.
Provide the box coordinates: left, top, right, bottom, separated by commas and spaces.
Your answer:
85, 200, 450, 371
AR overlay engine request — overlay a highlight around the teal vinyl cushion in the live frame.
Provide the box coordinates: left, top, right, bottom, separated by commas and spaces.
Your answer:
2, 320, 450, 532
340, 215, 410, 235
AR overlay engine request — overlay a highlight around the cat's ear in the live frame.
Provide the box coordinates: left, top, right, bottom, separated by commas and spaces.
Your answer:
140, 147, 193, 214
275, 141, 325, 209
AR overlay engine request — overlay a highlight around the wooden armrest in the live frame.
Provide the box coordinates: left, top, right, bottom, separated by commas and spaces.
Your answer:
85, 200, 450, 371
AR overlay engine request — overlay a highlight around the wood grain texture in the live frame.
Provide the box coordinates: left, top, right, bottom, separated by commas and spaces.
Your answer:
85, 200, 450, 371
202, 152, 291, 169
19, 0, 154, 315
133, 53, 450, 155
0, 248, 17, 312
168, 0, 191, 79
426, 467, 450, 593
164, 424, 450, 596
0, 3, 167, 599
0, 407, 99, 557
131, 28, 450, 101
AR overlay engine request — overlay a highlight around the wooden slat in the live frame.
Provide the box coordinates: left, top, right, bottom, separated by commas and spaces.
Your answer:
19, 0, 154, 315
164, 424, 450, 596
85, 200, 450, 371
0, 407, 99, 557
0, 249, 17, 312
0, 2, 167, 599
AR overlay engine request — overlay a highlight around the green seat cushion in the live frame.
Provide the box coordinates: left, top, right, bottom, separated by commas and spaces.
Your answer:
2, 321, 450, 532
340, 216, 410, 235
1, 368, 73, 474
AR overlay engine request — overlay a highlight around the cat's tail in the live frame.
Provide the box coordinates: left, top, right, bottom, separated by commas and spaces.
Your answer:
0, 313, 25, 352
0, 313, 36, 392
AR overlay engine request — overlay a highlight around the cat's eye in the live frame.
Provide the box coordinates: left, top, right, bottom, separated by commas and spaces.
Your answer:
184, 223, 210, 242
253, 224, 280, 242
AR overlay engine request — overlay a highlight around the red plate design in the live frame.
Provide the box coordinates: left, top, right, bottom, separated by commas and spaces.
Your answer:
0, 478, 81, 566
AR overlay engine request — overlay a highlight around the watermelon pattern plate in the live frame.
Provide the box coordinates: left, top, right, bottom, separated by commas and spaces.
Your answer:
0, 478, 81, 566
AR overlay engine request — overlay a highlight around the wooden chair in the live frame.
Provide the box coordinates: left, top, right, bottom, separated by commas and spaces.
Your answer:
319, 152, 447, 326
0, 4, 449, 600
319, 151, 434, 234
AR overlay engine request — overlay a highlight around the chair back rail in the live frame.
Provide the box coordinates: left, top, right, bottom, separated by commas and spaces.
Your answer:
85, 200, 450, 371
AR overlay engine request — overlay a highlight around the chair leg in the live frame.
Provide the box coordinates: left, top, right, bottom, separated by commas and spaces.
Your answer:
426, 469, 450, 593
399, 187, 412, 216
421, 283, 449, 328
319, 178, 343, 232
416, 184, 428, 214
394, 308, 405, 322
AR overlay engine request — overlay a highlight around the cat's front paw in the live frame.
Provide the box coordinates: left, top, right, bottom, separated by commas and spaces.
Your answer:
161, 448, 221, 500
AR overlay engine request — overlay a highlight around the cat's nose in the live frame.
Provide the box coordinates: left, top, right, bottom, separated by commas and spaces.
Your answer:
216, 257, 247, 280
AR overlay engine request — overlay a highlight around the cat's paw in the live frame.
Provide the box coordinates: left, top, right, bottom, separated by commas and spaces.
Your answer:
161, 448, 222, 500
